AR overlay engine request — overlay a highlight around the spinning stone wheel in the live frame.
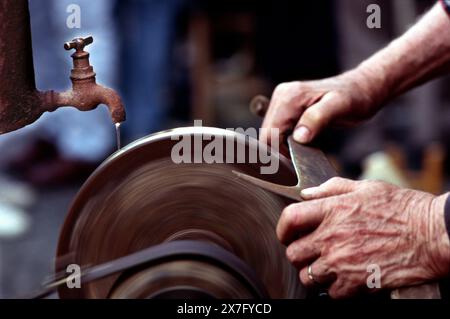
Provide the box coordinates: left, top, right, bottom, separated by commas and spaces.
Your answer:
56, 127, 305, 299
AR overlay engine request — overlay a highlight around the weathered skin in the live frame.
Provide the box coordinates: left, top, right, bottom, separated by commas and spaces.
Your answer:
277, 178, 450, 298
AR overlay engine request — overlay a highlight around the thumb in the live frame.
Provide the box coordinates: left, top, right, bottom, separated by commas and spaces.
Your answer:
293, 93, 342, 144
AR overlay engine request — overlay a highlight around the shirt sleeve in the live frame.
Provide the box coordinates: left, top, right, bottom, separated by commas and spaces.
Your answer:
445, 194, 450, 240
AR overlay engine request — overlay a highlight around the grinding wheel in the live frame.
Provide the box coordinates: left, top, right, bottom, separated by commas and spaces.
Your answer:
56, 127, 305, 299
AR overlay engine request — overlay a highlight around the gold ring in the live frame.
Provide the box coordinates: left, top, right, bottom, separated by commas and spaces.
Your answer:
307, 264, 319, 284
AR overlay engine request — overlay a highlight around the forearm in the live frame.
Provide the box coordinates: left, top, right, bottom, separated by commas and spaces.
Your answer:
352, 3, 450, 107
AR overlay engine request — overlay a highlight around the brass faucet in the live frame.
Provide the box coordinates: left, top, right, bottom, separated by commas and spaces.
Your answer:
43, 36, 126, 124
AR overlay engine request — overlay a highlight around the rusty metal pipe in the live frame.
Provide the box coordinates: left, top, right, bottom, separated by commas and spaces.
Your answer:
0, 0, 125, 134
0, 0, 42, 133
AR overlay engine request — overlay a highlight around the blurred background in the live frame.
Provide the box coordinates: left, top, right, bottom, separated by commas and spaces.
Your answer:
1, 0, 449, 297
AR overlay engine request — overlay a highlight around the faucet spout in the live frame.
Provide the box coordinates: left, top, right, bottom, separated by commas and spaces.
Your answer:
95, 86, 127, 124
44, 84, 126, 124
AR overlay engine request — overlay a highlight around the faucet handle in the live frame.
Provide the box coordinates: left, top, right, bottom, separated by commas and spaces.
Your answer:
64, 36, 93, 53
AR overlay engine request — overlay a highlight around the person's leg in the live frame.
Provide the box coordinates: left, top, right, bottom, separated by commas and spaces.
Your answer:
118, 0, 185, 141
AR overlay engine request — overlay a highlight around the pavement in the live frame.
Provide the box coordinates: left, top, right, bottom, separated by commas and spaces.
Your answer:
0, 185, 80, 298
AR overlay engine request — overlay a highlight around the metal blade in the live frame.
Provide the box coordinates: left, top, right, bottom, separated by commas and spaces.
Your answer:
232, 170, 303, 202
232, 137, 337, 202
287, 136, 338, 189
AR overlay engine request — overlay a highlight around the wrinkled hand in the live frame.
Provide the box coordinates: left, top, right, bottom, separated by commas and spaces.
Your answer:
277, 177, 450, 298
260, 71, 382, 146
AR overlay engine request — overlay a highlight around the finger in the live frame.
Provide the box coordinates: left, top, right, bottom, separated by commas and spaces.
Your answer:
277, 200, 328, 245
285, 233, 321, 270
293, 93, 344, 144
260, 84, 305, 145
260, 102, 297, 146
301, 177, 358, 200
328, 278, 361, 299
259, 126, 289, 157
299, 258, 337, 288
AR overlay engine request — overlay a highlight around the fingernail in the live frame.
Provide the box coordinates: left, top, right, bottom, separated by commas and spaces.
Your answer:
301, 187, 319, 198
294, 126, 311, 143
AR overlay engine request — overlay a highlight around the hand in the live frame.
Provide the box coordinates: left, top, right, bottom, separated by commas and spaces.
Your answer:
260, 70, 383, 146
277, 177, 450, 298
